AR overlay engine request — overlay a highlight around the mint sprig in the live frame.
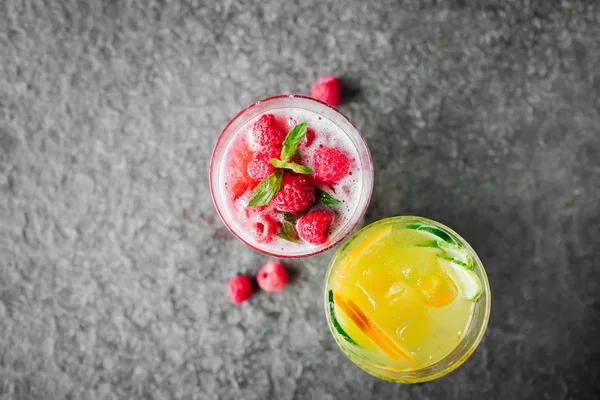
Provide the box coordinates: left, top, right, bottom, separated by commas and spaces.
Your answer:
277, 219, 301, 243
280, 122, 307, 162
247, 169, 284, 207
247, 122, 312, 207
271, 159, 313, 174
315, 188, 341, 205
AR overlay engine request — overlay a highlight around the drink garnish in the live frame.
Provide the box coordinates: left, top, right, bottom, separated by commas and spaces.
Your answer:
406, 223, 483, 301
251, 114, 286, 149
279, 122, 307, 162
272, 173, 315, 213
328, 290, 357, 345
406, 223, 474, 268
247, 169, 284, 207
247, 122, 313, 207
271, 159, 313, 174
315, 188, 341, 205
247, 146, 280, 181
252, 214, 279, 243
314, 147, 351, 183
405, 223, 455, 245
333, 291, 414, 363
444, 260, 483, 301
277, 218, 301, 243
344, 225, 392, 264
297, 211, 333, 245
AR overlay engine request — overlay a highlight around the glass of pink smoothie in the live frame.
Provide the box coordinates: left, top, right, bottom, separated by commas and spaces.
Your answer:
210, 95, 373, 258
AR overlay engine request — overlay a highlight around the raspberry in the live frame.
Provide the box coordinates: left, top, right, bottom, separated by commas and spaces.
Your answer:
301, 127, 316, 148
310, 75, 342, 106
226, 138, 255, 198
256, 261, 289, 292
247, 146, 281, 181
273, 173, 315, 213
304, 173, 324, 189
252, 114, 286, 149
314, 147, 350, 184
228, 275, 253, 305
297, 211, 333, 245
252, 214, 279, 243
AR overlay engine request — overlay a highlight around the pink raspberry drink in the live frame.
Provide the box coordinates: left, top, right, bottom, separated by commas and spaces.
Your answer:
210, 95, 373, 258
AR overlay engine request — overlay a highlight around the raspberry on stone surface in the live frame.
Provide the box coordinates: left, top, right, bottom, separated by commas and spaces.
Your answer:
256, 261, 289, 292
310, 75, 342, 106
228, 275, 253, 305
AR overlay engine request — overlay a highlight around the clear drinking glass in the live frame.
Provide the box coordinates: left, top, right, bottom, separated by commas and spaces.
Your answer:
210, 95, 373, 258
324, 216, 491, 383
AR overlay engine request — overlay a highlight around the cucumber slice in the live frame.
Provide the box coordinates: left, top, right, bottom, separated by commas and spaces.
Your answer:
445, 261, 483, 301
405, 223, 456, 245
405, 223, 473, 268
328, 290, 357, 345
437, 241, 473, 269
437, 256, 471, 269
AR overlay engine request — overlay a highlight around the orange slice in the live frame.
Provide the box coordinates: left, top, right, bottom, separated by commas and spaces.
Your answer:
333, 292, 414, 364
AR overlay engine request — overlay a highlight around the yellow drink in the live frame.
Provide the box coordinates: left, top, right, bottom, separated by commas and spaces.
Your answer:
324, 217, 490, 383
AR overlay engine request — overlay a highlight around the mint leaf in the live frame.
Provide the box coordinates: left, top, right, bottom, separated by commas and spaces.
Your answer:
277, 219, 301, 243
280, 122, 307, 162
315, 189, 341, 205
270, 159, 287, 168
282, 212, 295, 221
287, 163, 313, 174
271, 159, 313, 174
247, 169, 284, 207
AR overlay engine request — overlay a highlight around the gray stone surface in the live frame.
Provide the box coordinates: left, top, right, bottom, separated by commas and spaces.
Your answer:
1, 0, 599, 399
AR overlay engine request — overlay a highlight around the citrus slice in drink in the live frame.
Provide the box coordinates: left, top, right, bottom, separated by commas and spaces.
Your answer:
332, 225, 393, 289
332, 291, 414, 364
345, 225, 392, 264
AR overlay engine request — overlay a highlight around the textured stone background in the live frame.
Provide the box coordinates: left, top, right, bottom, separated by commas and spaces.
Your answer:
1, 1, 600, 399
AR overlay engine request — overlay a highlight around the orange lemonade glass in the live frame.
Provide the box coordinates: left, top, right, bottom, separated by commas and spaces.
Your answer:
324, 216, 491, 383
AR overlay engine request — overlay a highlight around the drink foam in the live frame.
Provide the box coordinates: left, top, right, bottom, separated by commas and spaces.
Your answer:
218, 107, 365, 255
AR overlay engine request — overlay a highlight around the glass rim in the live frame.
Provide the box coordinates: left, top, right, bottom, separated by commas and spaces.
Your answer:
323, 215, 492, 383
209, 94, 374, 258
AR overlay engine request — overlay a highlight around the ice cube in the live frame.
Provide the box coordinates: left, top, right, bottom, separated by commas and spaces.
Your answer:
386, 282, 406, 297
417, 271, 458, 308
395, 308, 448, 363
394, 248, 437, 284
385, 281, 407, 306
392, 248, 458, 308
